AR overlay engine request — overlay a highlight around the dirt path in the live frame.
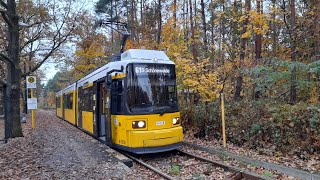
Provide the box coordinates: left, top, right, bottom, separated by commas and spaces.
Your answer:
0, 109, 131, 179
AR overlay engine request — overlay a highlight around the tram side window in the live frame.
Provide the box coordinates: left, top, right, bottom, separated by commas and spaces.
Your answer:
80, 86, 93, 112
111, 79, 123, 114
64, 93, 73, 109
56, 97, 61, 108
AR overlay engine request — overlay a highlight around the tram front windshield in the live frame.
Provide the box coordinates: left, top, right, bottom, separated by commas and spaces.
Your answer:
127, 63, 179, 114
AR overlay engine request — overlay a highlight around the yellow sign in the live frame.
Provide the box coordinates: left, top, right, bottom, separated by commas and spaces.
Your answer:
28, 77, 35, 83
26, 76, 36, 89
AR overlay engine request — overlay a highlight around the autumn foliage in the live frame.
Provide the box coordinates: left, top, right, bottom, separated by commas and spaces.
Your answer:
41, 0, 320, 154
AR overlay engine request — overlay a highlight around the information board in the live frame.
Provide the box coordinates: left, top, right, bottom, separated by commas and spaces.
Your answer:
27, 98, 37, 110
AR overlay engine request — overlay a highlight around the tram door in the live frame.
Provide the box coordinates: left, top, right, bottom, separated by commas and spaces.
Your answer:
97, 81, 112, 145
62, 93, 65, 120
104, 82, 112, 146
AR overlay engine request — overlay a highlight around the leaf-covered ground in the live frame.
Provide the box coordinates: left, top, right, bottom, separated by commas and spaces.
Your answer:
2, 109, 318, 179
0, 118, 4, 142
136, 151, 233, 179
0, 110, 137, 179
180, 145, 291, 179
184, 131, 320, 174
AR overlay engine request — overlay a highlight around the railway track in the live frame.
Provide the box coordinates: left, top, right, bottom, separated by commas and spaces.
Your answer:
177, 150, 268, 180
123, 149, 268, 180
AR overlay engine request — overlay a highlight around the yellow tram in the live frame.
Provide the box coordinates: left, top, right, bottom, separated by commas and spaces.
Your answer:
56, 49, 183, 154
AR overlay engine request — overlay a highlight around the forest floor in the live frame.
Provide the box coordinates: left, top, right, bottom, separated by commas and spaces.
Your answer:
0, 110, 138, 179
1, 110, 318, 179
0, 118, 4, 141
184, 131, 320, 174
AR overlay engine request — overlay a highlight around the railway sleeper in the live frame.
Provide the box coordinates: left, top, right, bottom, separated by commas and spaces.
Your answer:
177, 150, 269, 180
228, 171, 264, 180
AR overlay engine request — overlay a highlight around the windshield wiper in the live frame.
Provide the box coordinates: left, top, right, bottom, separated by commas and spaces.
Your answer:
129, 103, 152, 111
159, 109, 166, 116
159, 106, 171, 116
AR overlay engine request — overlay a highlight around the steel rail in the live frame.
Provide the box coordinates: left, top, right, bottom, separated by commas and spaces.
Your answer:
183, 141, 320, 180
177, 149, 268, 180
123, 152, 176, 180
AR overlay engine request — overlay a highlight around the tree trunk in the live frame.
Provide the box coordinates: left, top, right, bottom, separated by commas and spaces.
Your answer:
315, 2, 320, 59
7, 0, 23, 137
140, 0, 143, 27
130, 0, 136, 41
133, 0, 138, 41
157, 0, 162, 45
210, 0, 215, 58
289, 0, 297, 104
194, 0, 197, 27
253, 0, 262, 100
231, 0, 238, 60
311, 0, 320, 101
272, 0, 277, 57
234, 0, 250, 100
111, 0, 114, 44
173, 0, 177, 28
125, 0, 129, 24
189, 0, 197, 62
200, 0, 208, 54
115, 0, 121, 42
221, 0, 225, 65
184, 0, 189, 42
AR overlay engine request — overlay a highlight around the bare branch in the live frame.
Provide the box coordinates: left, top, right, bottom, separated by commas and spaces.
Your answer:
22, 1, 81, 78
51, 1, 72, 41
19, 21, 42, 30
29, 21, 42, 27
20, 44, 41, 58
0, 79, 7, 87
0, 11, 12, 26
0, 0, 8, 9
0, 52, 15, 66
20, 28, 43, 51
22, 26, 75, 78
22, 12, 37, 23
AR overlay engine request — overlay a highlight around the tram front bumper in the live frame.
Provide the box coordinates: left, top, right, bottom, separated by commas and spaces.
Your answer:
128, 126, 183, 148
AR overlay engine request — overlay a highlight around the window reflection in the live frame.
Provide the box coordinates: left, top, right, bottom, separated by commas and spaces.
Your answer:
127, 64, 179, 114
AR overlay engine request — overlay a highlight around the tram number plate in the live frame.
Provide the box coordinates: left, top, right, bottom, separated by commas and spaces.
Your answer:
156, 121, 165, 126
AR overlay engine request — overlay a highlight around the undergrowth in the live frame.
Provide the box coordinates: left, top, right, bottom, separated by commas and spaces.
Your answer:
181, 100, 320, 154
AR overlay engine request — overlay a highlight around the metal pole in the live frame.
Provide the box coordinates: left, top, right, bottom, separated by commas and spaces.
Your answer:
221, 93, 226, 148
24, 62, 27, 114
3, 85, 8, 143
31, 88, 34, 129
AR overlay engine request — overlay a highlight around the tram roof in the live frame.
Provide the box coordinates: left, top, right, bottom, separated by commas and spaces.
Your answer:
77, 49, 174, 87
121, 49, 170, 61
57, 49, 175, 94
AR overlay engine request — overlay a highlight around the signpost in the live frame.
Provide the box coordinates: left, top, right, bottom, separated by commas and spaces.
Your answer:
221, 93, 226, 148
26, 76, 37, 128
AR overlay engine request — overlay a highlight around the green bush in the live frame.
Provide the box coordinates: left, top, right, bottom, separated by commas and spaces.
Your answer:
182, 99, 320, 153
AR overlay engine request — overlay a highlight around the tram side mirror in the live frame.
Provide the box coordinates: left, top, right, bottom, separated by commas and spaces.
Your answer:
105, 96, 110, 108
105, 74, 112, 87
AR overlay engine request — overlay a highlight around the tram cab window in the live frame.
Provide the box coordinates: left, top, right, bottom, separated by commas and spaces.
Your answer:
111, 79, 123, 114
126, 63, 179, 114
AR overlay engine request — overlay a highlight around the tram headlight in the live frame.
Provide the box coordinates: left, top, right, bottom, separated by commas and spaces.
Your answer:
138, 121, 145, 127
172, 117, 180, 125
132, 120, 146, 128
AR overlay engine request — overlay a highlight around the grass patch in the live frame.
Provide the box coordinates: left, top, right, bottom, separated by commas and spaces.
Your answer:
169, 164, 181, 175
